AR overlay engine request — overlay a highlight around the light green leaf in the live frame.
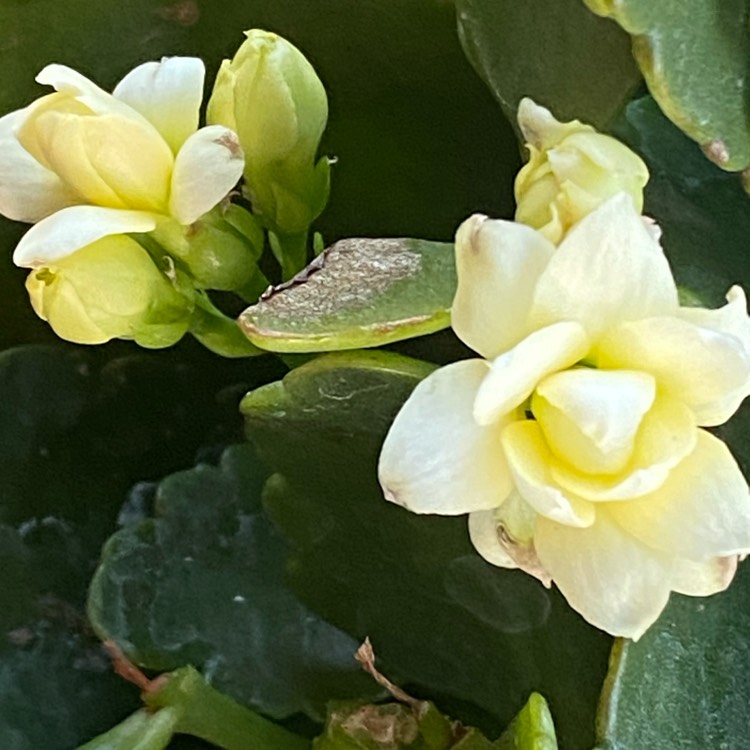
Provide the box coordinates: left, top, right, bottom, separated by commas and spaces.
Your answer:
496, 694, 557, 750
240, 238, 455, 352
456, 0, 641, 129
586, 0, 750, 172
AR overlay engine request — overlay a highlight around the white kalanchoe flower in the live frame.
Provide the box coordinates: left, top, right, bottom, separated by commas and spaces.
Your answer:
379, 193, 750, 640
0, 58, 245, 269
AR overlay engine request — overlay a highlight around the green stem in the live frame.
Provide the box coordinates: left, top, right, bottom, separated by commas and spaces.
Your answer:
190, 294, 264, 358
75, 706, 181, 750
145, 667, 311, 750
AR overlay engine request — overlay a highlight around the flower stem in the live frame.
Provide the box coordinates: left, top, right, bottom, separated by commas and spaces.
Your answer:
145, 667, 311, 750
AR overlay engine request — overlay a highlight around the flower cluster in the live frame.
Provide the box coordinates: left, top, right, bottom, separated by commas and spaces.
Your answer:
0, 57, 244, 345
0, 30, 329, 349
379, 101, 750, 639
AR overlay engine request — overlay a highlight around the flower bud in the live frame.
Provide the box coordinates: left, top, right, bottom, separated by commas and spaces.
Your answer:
207, 30, 330, 235
26, 234, 193, 346
514, 98, 648, 244
151, 205, 264, 292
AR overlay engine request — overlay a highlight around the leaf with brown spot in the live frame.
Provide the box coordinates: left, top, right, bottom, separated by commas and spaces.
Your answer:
239, 238, 456, 353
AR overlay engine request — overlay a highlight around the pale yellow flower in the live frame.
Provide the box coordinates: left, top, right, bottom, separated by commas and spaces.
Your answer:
514, 99, 649, 244
26, 234, 192, 346
0, 58, 245, 269
379, 193, 750, 639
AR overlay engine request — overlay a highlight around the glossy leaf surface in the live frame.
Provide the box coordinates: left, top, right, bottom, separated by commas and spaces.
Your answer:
586, 0, 750, 172
456, 0, 641, 129
0, 342, 281, 749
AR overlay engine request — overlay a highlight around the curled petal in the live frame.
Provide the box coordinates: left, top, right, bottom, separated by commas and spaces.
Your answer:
501, 420, 595, 527
468, 510, 518, 569
169, 126, 244, 225
551, 396, 697, 502
113, 57, 205, 153
517, 98, 594, 151
379, 360, 516, 515
530, 193, 678, 340
473, 321, 589, 426
535, 510, 673, 640
469, 495, 552, 586
13, 206, 159, 267
452, 214, 554, 358
36, 64, 149, 125
609, 430, 750, 560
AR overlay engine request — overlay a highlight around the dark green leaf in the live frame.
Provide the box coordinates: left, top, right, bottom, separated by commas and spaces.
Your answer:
242, 352, 611, 750
456, 0, 641, 130
88, 443, 378, 721
594, 561, 750, 749
240, 239, 455, 353
586, 0, 750, 172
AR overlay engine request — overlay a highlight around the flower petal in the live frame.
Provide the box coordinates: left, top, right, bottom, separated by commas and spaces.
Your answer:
25, 110, 173, 212
0, 109, 79, 222
113, 57, 205, 153
532, 368, 656, 475
609, 430, 750, 560
551, 396, 696, 502
501, 420, 595, 527
670, 556, 738, 597
452, 214, 555, 358
535, 510, 673, 639
36, 64, 148, 125
473, 321, 589, 426
169, 126, 244, 225
379, 360, 515, 515
597, 312, 750, 427
12, 205, 159, 267
529, 193, 678, 341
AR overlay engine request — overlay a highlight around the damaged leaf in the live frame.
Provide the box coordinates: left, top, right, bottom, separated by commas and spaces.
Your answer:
239, 238, 456, 352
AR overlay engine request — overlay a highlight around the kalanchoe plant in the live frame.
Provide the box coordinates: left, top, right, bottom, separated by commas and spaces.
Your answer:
4, 4, 750, 750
